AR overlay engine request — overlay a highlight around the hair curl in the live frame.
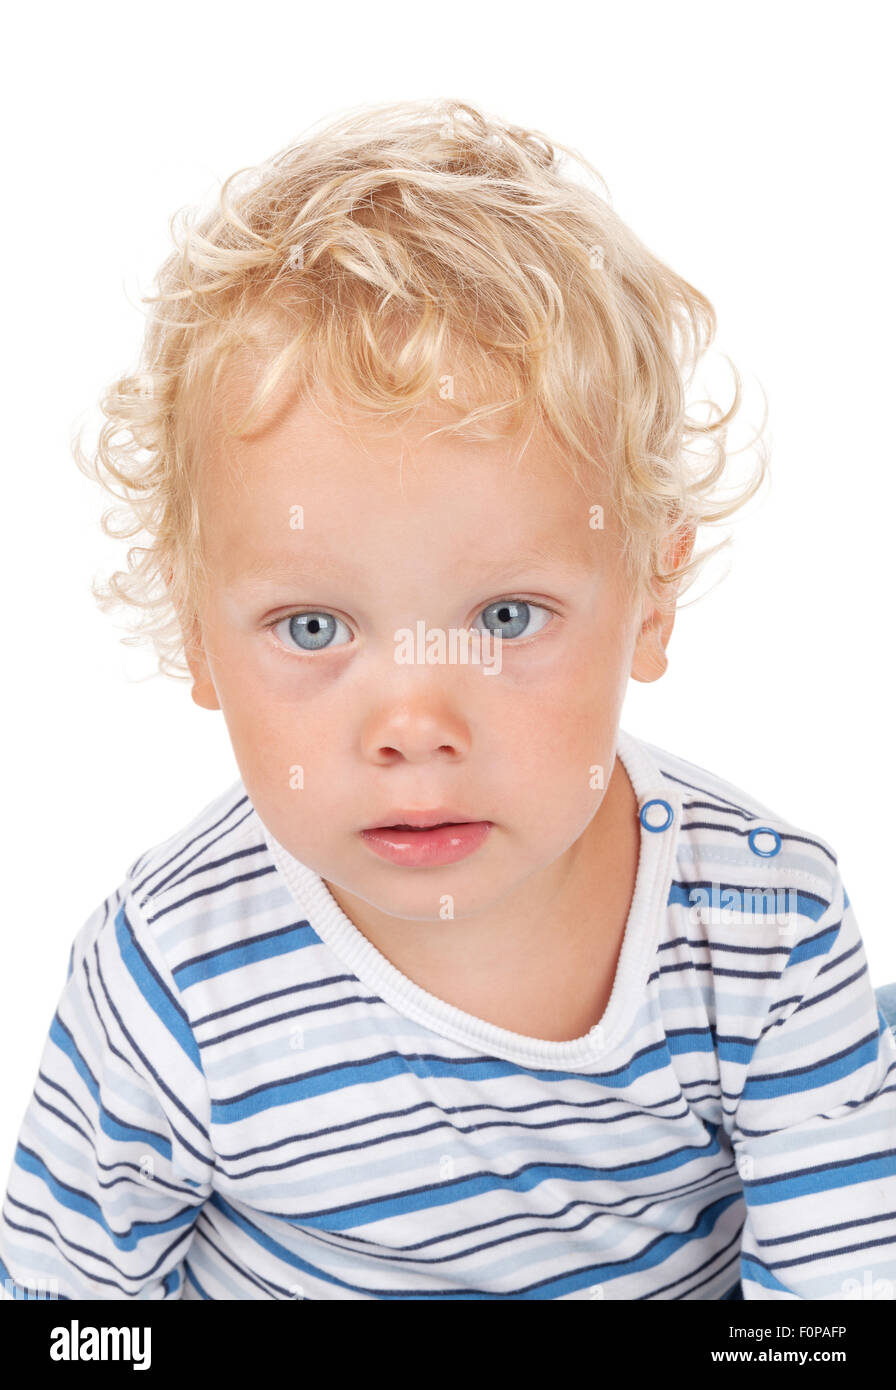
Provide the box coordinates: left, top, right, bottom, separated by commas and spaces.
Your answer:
73, 96, 768, 680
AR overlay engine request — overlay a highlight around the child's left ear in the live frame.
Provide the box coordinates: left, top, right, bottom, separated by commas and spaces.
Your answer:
630, 525, 695, 684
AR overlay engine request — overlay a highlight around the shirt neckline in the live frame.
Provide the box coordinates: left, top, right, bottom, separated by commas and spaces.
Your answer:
257, 726, 682, 1071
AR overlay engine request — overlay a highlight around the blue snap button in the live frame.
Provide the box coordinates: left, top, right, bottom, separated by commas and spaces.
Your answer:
639, 798, 674, 833
748, 826, 781, 857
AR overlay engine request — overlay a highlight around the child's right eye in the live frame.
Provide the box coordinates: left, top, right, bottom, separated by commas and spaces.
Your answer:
270, 611, 353, 652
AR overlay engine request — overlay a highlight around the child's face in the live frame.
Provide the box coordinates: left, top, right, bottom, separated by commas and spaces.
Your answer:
184, 374, 672, 922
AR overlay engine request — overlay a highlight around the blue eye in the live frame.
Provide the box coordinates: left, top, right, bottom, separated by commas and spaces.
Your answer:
474, 599, 552, 641
273, 611, 352, 652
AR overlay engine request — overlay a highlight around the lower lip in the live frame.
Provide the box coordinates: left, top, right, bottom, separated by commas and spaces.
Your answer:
359, 821, 492, 867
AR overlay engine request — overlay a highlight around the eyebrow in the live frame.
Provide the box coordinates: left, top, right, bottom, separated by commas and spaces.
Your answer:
226, 545, 597, 590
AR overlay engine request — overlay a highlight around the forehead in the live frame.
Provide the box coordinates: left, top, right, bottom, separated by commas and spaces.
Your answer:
192, 359, 615, 585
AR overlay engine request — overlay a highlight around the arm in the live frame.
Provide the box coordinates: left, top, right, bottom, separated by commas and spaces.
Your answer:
0, 884, 214, 1299
726, 867, 896, 1300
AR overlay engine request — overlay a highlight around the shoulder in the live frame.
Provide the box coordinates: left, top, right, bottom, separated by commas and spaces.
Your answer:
70, 778, 271, 985
623, 730, 844, 927
123, 777, 261, 914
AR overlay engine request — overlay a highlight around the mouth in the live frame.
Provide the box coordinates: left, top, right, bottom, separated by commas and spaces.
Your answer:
358, 815, 493, 867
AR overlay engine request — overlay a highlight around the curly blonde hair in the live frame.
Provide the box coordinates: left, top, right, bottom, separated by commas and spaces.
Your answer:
73, 97, 768, 681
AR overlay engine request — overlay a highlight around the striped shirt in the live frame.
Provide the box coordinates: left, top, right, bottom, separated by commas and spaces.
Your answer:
3, 726, 896, 1301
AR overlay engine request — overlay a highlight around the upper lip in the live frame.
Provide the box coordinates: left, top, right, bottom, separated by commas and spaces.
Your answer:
362, 810, 484, 830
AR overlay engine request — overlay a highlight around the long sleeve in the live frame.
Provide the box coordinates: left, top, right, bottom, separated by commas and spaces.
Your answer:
725, 865, 896, 1299
0, 883, 214, 1300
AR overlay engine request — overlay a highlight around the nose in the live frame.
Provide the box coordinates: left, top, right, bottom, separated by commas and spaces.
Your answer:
359, 693, 471, 764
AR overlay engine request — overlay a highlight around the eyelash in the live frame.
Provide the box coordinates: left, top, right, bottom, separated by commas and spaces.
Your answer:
264, 598, 557, 655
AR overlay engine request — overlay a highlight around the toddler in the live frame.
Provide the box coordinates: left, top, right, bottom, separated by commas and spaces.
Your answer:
3, 98, 896, 1301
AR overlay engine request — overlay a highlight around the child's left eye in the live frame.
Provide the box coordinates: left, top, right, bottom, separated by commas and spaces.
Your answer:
472, 599, 552, 641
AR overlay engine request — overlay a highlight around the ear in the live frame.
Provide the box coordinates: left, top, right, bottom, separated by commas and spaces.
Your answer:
164, 565, 221, 711
630, 525, 695, 684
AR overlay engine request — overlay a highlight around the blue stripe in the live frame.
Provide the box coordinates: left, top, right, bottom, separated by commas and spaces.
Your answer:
740, 1252, 796, 1294
668, 882, 830, 922
788, 923, 841, 964
12, 1145, 198, 1251
184, 1261, 211, 1298
174, 920, 316, 989
114, 903, 203, 1074
744, 1148, 896, 1205
742, 1029, 881, 1100
48, 1016, 174, 1160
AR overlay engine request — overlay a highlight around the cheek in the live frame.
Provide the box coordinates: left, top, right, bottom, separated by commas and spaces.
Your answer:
209, 656, 310, 803
494, 655, 623, 802
228, 717, 346, 866
485, 689, 603, 812
526, 631, 623, 721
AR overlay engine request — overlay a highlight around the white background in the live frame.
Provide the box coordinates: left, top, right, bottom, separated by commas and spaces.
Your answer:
2, 0, 893, 1173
